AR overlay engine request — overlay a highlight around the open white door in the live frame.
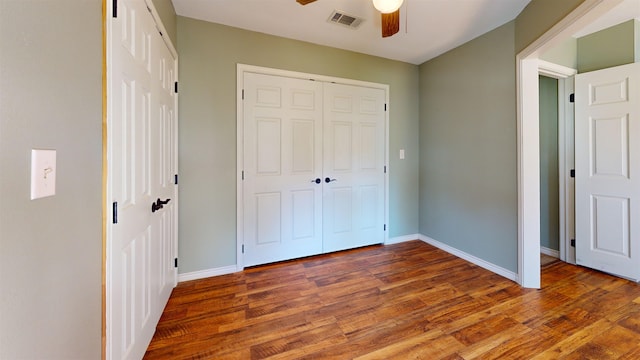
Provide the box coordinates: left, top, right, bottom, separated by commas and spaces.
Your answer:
107, 0, 178, 358
575, 62, 640, 281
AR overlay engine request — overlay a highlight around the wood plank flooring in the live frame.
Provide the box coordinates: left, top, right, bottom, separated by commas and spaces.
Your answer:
144, 240, 640, 359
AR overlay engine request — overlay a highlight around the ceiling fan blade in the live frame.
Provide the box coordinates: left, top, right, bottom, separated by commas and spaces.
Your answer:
381, 9, 400, 38
296, 0, 317, 5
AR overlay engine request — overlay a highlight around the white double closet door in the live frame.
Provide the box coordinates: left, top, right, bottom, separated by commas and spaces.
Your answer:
242, 71, 386, 267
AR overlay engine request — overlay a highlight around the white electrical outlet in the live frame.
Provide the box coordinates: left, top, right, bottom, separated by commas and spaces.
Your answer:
31, 149, 56, 200
399, 149, 405, 160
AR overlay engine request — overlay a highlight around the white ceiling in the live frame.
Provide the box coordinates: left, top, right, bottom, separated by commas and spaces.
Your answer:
172, 0, 531, 65
172, 0, 640, 65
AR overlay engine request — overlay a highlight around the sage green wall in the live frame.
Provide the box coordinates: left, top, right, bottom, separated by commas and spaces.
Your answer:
541, 36, 578, 69
151, 0, 177, 47
177, 17, 420, 273
420, 0, 583, 272
541, 19, 640, 73
578, 19, 637, 73
419, 21, 517, 272
539, 76, 559, 251
0, 0, 102, 358
416, 0, 589, 273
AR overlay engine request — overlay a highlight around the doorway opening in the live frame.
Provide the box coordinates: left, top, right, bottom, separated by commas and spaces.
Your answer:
516, 0, 623, 288
538, 61, 577, 269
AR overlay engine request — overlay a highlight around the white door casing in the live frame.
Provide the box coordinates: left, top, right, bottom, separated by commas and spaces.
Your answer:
242, 72, 324, 267
559, 76, 576, 265
238, 65, 388, 268
322, 83, 386, 253
575, 62, 640, 281
106, 0, 178, 359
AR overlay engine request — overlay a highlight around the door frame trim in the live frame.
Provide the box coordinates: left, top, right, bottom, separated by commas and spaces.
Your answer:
516, 0, 623, 288
236, 64, 390, 270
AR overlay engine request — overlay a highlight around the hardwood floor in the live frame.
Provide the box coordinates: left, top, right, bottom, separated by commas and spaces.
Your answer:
540, 253, 559, 267
144, 240, 640, 359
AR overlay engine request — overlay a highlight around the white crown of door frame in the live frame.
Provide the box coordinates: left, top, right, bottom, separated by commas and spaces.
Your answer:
236, 64, 390, 270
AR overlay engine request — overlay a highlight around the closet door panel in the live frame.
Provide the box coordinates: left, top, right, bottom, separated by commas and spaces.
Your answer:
323, 83, 386, 253
243, 73, 324, 266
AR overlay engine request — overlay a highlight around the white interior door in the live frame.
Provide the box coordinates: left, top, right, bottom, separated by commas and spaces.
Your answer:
322, 83, 386, 253
243, 72, 324, 266
153, 10, 178, 304
107, 1, 177, 359
575, 62, 640, 281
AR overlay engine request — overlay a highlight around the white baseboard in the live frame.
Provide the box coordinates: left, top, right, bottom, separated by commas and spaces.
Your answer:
418, 234, 518, 282
178, 265, 239, 282
541, 246, 560, 258
178, 235, 519, 283
386, 234, 421, 245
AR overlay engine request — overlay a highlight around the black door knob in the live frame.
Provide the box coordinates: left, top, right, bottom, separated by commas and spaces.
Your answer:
325, 177, 337, 183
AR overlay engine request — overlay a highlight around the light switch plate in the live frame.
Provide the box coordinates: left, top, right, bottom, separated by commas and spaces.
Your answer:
399, 149, 405, 160
31, 149, 56, 200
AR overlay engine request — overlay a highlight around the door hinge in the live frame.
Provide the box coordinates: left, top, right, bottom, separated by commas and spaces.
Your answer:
112, 0, 117, 17
570, 169, 575, 178
242, 171, 245, 180
384, 224, 387, 231
112, 202, 118, 224
570, 239, 576, 247
174, 258, 178, 268
174, 81, 178, 94
384, 103, 387, 111
242, 244, 245, 253
384, 166, 387, 174
569, 93, 575, 103
242, 89, 245, 100
174, 174, 179, 185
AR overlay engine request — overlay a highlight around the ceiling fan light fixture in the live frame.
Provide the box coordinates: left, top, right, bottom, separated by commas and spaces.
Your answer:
372, 0, 403, 13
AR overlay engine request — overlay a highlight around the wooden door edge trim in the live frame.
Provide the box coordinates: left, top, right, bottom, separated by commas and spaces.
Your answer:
101, 0, 107, 359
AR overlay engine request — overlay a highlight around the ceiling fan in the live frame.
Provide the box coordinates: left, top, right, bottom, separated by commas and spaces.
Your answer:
296, 0, 403, 38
